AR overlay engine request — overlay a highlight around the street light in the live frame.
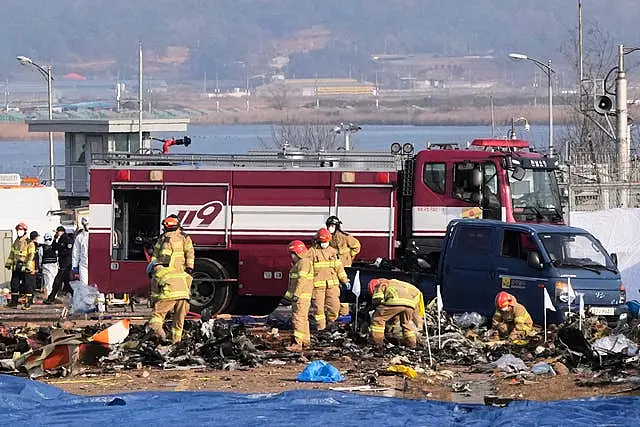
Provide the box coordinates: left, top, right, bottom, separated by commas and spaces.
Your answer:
17, 55, 55, 186
333, 122, 361, 151
509, 52, 555, 155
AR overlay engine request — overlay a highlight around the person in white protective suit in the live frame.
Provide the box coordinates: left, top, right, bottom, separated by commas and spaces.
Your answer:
72, 217, 89, 284
40, 233, 59, 298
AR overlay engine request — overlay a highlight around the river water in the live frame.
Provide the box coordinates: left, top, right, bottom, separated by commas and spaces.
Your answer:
1, 123, 556, 176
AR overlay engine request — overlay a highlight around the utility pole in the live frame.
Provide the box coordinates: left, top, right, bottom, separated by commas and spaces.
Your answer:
490, 95, 495, 137
138, 41, 143, 150
548, 59, 554, 155
616, 44, 629, 208
3, 80, 8, 113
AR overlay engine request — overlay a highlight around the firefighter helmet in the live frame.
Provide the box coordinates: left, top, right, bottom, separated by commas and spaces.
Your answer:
325, 216, 342, 228
15, 222, 27, 231
81, 216, 89, 226
368, 278, 383, 296
44, 232, 53, 242
316, 228, 332, 243
162, 215, 180, 230
495, 291, 514, 310
288, 240, 307, 256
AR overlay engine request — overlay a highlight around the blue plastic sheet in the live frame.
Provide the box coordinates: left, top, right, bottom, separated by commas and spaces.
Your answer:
297, 360, 345, 383
2, 375, 640, 427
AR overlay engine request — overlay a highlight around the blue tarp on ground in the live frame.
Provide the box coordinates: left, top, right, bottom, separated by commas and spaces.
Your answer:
2, 375, 639, 426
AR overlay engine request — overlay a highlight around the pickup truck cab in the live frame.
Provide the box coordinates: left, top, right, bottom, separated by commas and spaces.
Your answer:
436, 219, 626, 324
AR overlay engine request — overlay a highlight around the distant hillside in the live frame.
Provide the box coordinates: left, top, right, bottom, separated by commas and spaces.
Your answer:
1, 1, 639, 81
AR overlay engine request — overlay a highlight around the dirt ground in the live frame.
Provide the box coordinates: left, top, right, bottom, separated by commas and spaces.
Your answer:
2, 303, 638, 403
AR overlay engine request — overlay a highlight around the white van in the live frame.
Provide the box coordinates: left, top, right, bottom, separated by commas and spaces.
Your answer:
0, 174, 61, 287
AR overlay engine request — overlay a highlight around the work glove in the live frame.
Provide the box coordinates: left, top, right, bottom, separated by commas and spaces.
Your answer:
72, 267, 79, 275
185, 267, 194, 276
342, 282, 352, 292
4, 263, 11, 270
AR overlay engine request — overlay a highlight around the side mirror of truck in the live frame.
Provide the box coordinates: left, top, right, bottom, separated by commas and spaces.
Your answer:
471, 168, 483, 188
611, 253, 618, 267
511, 166, 527, 181
512, 166, 526, 181
527, 251, 544, 270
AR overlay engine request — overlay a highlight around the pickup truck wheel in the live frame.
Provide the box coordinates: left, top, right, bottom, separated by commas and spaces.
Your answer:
189, 258, 232, 315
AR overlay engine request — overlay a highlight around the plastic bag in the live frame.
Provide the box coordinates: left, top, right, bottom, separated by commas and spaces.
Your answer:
531, 362, 556, 375
490, 354, 528, 373
70, 281, 100, 314
453, 312, 487, 329
297, 360, 344, 383
387, 365, 418, 379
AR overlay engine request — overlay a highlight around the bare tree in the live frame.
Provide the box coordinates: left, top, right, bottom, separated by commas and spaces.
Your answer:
265, 82, 290, 110
558, 21, 640, 209
259, 119, 339, 152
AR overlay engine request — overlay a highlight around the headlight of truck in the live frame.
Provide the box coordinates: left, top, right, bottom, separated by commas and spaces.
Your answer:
555, 280, 575, 304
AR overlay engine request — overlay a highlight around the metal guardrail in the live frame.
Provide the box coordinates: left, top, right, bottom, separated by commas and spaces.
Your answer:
90, 151, 405, 171
33, 164, 89, 196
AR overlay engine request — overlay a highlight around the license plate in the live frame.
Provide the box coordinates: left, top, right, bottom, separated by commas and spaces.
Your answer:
589, 306, 615, 316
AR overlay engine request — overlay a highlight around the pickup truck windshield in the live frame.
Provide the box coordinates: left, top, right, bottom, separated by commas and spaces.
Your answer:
510, 169, 562, 222
537, 232, 616, 270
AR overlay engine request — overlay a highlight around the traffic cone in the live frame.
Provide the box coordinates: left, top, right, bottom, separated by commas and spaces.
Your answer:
90, 319, 131, 344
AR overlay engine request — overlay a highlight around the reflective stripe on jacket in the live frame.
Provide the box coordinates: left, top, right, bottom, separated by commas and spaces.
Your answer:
330, 231, 361, 268
284, 256, 314, 301
150, 230, 195, 301
372, 279, 421, 309
492, 301, 533, 332
309, 246, 348, 288
5, 236, 35, 273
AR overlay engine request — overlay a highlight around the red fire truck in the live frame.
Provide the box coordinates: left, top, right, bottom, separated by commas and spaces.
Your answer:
88, 138, 563, 314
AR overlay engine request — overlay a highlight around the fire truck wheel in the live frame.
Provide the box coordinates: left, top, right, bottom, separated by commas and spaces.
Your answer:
189, 258, 233, 315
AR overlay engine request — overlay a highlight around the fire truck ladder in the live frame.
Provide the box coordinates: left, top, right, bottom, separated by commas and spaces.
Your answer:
92, 151, 406, 171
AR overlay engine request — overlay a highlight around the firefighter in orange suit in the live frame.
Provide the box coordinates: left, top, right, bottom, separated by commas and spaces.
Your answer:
369, 278, 423, 348
492, 291, 533, 340
147, 215, 195, 343
283, 240, 314, 350
310, 228, 350, 331
326, 216, 361, 268
5, 223, 37, 309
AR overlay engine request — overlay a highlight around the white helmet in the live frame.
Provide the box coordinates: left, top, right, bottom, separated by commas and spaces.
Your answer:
44, 232, 53, 242
81, 217, 89, 226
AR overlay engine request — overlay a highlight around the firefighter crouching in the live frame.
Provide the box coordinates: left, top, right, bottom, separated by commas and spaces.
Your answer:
4, 223, 37, 310
147, 215, 195, 343
283, 240, 314, 351
492, 291, 533, 340
310, 228, 350, 331
369, 278, 424, 348
325, 216, 361, 268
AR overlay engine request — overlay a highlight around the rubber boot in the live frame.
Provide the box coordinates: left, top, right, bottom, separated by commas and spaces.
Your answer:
7, 295, 18, 308
21, 295, 32, 311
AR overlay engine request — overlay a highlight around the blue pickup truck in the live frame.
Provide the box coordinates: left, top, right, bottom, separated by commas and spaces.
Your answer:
347, 219, 627, 325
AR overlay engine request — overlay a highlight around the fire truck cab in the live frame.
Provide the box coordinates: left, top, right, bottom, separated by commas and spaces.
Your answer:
88, 138, 563, 315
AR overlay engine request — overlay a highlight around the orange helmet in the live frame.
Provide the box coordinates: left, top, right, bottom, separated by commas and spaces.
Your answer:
162, 215, 180, 230
316, 228, 332, 243
495, 291, 514, 310
15, 222, 27, 231
369, 278, 383, 295
288, 240, 307, 256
